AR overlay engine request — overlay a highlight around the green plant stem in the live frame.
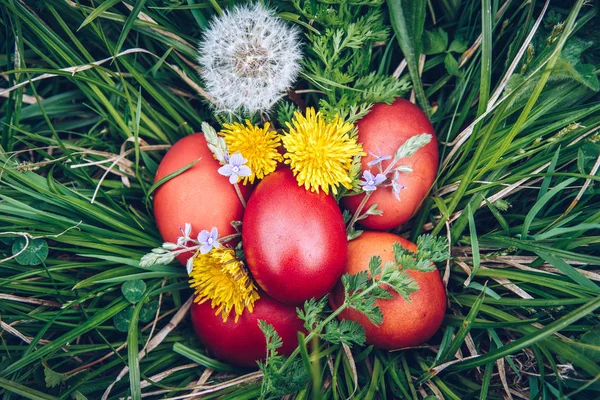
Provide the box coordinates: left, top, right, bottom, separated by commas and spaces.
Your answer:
347, 147, 421, 233
346, 192, 372, 232
234, 182, 247, 208
277, 282, 384, 374
277, 305, 347, 374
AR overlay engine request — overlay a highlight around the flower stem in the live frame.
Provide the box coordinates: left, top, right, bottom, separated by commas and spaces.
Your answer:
170, 233, 241, 256
277, 279, 384, 374
172, 245, 200, 255
234, 182, 247, 208
220, 232, 241, 244
277, 273, 389, 375
347, 152, 410, 233
346, 192, 373, 233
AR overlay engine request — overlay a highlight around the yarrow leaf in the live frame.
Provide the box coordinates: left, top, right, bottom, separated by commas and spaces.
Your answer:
417, 234, 450, 263
258, 234, 448, 398
368, 255, 382, 277
289, 0, 409, 127
321, 319, 366, 347
342, 270, 370, 295
297, 297, 327, 331
259, 320, 283, 356
391, 235, 449, 273
380, 268, 420, 302
258, 321, 308, 398
44, 366, 68, 388
346, 293, 383, 325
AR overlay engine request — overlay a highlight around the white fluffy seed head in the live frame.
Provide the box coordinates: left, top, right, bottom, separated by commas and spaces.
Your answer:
198, 3, 302, 115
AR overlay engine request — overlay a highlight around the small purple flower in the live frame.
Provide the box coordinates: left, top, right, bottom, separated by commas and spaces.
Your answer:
197, 227, 220, 254
177, 222, 193, 246
218, 152, 252, 184
360, 170, 386, 192
391, 171, 406, 200
367, 150, 392, 167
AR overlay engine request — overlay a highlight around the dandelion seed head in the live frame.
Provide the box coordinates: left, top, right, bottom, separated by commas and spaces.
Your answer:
198, 3, 302, 114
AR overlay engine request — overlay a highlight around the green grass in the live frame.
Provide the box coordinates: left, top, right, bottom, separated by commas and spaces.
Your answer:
1, 0, 600, 399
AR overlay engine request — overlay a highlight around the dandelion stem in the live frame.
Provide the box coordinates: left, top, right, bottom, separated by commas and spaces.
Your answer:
234, 183, 247, 208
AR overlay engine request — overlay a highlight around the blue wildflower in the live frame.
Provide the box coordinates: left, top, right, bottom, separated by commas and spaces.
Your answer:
177, 222, 193, 246
197, 227, 220, 254
360, 170, 386, 192
391, 171, 406, 200
367, 150, 392, 167
218, 152, 252, 184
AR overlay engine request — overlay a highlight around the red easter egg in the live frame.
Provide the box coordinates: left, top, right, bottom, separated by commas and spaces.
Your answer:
153, 133, 250, 264
342, 99, 438, 230
242, 169, 347, 304
190, 292, 305, 368
330, 232, 446, 349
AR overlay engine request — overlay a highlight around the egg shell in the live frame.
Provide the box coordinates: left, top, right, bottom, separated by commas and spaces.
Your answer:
342, 99, 438, 230
190, 291, 305, 368
153, 133, 251, 264
330, 232, 446, 350
242, 168, 347, 304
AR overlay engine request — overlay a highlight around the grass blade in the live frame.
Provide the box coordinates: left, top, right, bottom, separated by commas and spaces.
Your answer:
0, 377, 58, 400
387, 0, 429, 116
0, 300, 129, 377
77, 0, 121, 30
522, 178, 576, 238
114, 0, 149, 55
536, 251, 600, 293
449, 295, 600, 374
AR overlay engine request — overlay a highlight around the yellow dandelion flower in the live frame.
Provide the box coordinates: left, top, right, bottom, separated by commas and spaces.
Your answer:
282, 108, 364, 195
189, 247, 260, 322
220, 120, 283, 184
